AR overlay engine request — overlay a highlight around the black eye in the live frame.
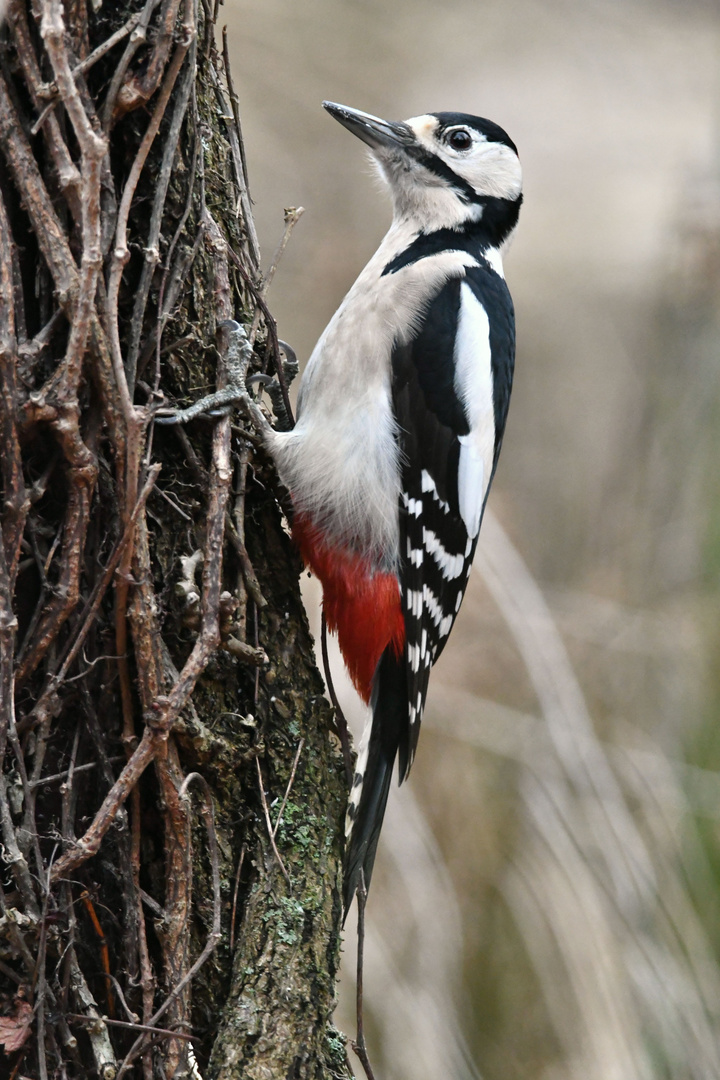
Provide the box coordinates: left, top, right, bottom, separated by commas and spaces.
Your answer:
447, 129, 472, 151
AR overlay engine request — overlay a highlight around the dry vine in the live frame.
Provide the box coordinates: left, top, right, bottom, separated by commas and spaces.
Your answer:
0, 2, 350, 1078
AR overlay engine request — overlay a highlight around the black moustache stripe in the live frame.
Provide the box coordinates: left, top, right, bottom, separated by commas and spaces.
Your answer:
406, 146, 479, 204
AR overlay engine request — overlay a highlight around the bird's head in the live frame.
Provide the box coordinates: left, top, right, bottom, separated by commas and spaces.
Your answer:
323, 102, 522, 243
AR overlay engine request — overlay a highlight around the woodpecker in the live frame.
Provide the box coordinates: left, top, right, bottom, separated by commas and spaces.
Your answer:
261, 102, 523, 911
163, 105, 522, 907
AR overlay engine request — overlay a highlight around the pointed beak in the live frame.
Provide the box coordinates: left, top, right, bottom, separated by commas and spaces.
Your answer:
322, 102, 415, 151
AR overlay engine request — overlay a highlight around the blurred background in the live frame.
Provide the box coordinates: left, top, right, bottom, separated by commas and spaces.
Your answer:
226, 1, 720, 1077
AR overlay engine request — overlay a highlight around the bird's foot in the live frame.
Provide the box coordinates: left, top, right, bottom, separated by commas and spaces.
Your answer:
154, 320, 270, 434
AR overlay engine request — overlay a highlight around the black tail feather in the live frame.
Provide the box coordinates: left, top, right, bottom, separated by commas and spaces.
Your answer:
343, 648, 407, 915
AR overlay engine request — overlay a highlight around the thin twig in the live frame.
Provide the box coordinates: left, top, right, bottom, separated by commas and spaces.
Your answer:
226, 246, 294, 427
116, 771, 222, 1077
352, 870, 378, 1080
105, 6, 195, 423
25, 464, 160, 729
30, 757, 122, 789
229, 843, 246, 952
101, 0, 172, 127
272, 739, 304, 838
69, 1015, 195, 1042
212, 38, 259, 269
225, 513, 267, 609
255, 757, 292, 888
34, 854, 57, 1080
248, 205, 304, 344
31, 9, 146, 134
148, 86, 201, 392
124, 29, 197, 393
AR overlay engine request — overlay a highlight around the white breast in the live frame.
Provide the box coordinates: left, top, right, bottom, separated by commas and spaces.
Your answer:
269, 225, 479, 569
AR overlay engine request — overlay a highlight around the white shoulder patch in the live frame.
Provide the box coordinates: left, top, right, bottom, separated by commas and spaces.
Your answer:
453, 284, 496, 538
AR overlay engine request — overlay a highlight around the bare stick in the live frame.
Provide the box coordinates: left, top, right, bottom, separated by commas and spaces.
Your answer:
25, 464, 160, 728
6, 0, 83, 222
229, 843, 246, 952
260, 207, 305, 297
212, 35, 260, 269
100, 0, 163, 127
225, 512, 267, 610
124, 30, 197, 392
31, 7, 149, 134
248, 205, 305, 345
105, 7, 195, 422
67, 949, 117, 1078
352, 870, 378, 1080
69, 1015, 195, 1042
55, 304, 234, 880
49, 725, 161, 882
272, 738, 304, 838
255, 757, 292, 888
116, 771, 222, 1077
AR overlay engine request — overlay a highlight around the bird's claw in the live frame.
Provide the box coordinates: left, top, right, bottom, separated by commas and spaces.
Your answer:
154, 320, 270, 433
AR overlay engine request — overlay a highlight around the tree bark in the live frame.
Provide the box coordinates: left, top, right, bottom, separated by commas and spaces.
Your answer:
0, 2, 351, 1077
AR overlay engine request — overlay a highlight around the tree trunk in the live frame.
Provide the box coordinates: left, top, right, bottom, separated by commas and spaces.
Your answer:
0, 2, 351, 1077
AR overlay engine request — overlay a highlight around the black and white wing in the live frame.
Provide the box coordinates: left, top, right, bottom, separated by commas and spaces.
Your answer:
391, 258, 515, 780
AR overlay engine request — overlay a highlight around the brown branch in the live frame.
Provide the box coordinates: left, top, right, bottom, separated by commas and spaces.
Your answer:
101, 0, 164, 127
0, 71, 79, 307
7, 1, 110, 686
30, 7, 149, 135
105, 30, 194, 423
111, 0, 183, 122
124, 29, 197, 394
49, 724, 163, 882
5, 0, 83, 223
116, 771, 222, 1077
19, 463, 160, 736
50, 299, 233, 888
0, 189, 27, 591
152, 738, 191, 1076
225, 511, 267, 610
41, 0, 107, 387
14, 442, 97, 685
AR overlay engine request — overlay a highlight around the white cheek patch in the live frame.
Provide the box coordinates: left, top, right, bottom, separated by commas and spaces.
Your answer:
465, 145, 522, 201
453, 283, 496, 538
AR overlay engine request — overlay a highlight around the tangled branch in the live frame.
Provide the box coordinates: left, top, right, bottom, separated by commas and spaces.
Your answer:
0, 2, 279, 1075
